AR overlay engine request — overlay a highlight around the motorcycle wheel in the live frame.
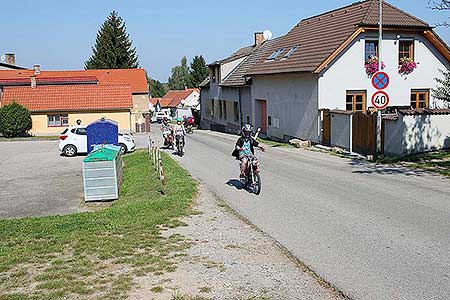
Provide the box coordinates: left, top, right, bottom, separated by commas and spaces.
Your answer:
253, 173, 261, 195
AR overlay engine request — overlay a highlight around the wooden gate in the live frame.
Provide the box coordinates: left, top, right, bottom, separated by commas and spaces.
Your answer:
352, 112, 377, 155
321, 109, 331, 146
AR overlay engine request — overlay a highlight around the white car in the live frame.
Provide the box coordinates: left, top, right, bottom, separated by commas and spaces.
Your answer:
59, 126, 135, 157
154, 112, 172, 123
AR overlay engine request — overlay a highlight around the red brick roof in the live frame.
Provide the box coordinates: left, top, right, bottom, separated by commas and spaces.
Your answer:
1, 84, 132, 112
247, 0, 432, 75
160, 88, 200, 108
0, 76, 98, 86
0, 69, 148, 93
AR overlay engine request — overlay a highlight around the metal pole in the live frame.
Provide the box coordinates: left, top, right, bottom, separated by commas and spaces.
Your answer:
376, 0, 383, 154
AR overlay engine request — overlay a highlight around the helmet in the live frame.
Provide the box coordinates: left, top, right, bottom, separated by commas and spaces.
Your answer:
176, 117, 183, 124
242, 124, 253, 138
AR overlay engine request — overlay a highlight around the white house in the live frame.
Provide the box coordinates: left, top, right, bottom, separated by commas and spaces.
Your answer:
244, 0, 450, 143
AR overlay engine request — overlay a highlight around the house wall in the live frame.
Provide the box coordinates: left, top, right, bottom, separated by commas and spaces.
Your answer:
251, 73, 320, 142
330, 112, 351, 150
384, 113, 450, 156
30, 111, 131, 135
131, 93, 149, 131
319, 31, 450, 110
182, 91, 200, 109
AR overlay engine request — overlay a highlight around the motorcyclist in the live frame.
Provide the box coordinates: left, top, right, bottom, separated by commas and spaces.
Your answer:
161, 116, 174, 149
232, 124, 265, 180
173, 117, 187, 147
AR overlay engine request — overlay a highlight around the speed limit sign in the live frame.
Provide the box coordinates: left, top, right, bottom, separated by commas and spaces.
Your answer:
371, 91, 390, 110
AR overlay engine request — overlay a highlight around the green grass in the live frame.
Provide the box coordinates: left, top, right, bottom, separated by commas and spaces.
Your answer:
0, 135, 60, 141
376, 150, 450, 176
257, 137, 293, 148
0, 150, 197, 300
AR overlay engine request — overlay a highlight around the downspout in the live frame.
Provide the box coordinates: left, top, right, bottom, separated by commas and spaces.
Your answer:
238, 88, 243, 127
349, 114, 353, 153
129, 109, 132, 133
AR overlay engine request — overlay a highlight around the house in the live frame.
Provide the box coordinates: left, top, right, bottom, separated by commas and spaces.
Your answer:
154, 88, 200, 116
0, 53, 26, 70
243, 0, 450, 143
200, 32, 272, 134
0, 67, 149, 132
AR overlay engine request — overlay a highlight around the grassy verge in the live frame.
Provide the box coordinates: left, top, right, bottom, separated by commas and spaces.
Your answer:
376, 150, 450, 176
257, 138, 293, 148
0, 150, 197, 300
0, 136, 60, 141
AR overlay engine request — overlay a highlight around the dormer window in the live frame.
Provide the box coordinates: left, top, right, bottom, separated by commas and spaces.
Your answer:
266, 48, 285, 61
282, 47, 298, 59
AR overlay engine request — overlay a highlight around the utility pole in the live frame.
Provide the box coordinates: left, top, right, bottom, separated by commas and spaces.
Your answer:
376, 0, 383, 154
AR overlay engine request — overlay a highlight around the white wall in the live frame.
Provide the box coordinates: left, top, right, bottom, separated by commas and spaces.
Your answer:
251, 73, 320, 142
384, 113, 450, 156
319, 31, 450, 110
182, 91, 200, 109
330, 112, 351, 150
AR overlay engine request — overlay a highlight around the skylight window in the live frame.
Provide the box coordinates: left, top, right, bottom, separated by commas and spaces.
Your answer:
266, 48, 285, 61
282, 46, 298, 59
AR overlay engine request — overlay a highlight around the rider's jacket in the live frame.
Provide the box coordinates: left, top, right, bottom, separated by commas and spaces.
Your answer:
232, 137, 259, 158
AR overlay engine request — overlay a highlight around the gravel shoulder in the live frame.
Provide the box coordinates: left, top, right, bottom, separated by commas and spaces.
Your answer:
129, 184, 344, 300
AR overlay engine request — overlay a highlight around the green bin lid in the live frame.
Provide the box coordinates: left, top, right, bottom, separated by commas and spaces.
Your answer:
83, 147, 119, 162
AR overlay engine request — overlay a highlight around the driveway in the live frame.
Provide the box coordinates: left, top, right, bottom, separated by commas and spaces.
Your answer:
0, 141, 85, 219
150, 129, 450, 300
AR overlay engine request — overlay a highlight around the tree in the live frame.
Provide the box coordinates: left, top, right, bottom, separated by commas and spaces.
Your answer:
188, 55, 209, 88
167, 56, 190, 90
148, 77, 167, 98
0, 102, 32, 138
432, 69, 450, 104
85, 11, 139, 69
428, 0, 449, 26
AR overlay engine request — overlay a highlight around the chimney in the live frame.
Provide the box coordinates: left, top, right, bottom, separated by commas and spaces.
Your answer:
31, 76, 36, 88
33, 64, 40, 75
5, 53, 15, 65
254, 32, 264, 46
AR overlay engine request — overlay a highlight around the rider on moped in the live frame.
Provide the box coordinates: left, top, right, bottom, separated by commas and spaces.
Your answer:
232, 124, 264, 180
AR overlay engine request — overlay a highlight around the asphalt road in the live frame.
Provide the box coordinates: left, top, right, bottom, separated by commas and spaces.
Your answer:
0, 141, 85, 219
151, 129, 450, 300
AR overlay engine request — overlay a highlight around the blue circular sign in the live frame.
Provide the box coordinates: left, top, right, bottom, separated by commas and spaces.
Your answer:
372, 72, 390, 90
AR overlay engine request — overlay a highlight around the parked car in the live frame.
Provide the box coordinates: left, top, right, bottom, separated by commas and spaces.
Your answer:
154, 112, 172, 123
59, 126, 135, 157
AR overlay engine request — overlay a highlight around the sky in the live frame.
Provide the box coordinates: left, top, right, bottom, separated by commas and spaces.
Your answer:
2, 0, 449, 81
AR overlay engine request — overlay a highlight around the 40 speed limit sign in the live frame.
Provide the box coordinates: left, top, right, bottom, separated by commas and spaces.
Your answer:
371, 91, 390, 110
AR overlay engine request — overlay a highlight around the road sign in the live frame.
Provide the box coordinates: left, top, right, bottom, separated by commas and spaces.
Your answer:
372, 71, 390, 90
371, 91, 390, 110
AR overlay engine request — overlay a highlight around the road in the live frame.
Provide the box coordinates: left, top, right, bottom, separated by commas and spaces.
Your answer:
150, 129, 450, 300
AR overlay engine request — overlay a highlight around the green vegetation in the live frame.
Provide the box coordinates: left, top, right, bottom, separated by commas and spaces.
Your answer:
85, 11, 139, 69
257, 137, 293, 148
168, 55, 209, 90
433, 68, 450, 103
0, 151, 197, 300
0, 102, 32, 138
0, 135, 60, 141
377, 150, 450, 176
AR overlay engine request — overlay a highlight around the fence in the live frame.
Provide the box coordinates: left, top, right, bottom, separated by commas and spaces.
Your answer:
148, 136, 166, 194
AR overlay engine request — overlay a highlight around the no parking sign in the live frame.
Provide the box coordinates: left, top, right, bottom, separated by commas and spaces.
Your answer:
371, 71, 390, 110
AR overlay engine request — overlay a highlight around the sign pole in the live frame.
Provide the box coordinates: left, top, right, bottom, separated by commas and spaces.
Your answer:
376, 0, 383, 155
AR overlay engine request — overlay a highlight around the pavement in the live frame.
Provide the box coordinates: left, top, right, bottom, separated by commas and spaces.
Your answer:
0, 140, 85, 219
149, 128, 450, 300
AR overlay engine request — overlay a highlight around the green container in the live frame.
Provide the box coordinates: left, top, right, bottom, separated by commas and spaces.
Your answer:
82, 146, 123, 201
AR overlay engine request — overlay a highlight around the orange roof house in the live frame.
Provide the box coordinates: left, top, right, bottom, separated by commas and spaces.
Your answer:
151, 88, 200, 111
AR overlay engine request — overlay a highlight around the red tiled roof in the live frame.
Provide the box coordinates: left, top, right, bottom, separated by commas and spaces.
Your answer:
149, 97, 162, 105
160, 89, 200, 108
247, 0, 431, 75
0, 69, 148, 93
0, 76, 98, 86
398, 108, 450, 115
1, 84, 132, 112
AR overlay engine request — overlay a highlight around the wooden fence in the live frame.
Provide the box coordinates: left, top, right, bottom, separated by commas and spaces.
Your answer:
148, 136, 166, 194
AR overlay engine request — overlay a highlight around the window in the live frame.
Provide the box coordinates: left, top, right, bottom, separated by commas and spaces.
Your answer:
346, 91, 366, 112
47, 114, 68, 127
365, 40, 378, 61
266, 48, 285, 61
223, 101, 227, 120
411, 90, 429, 109
282, 47, 298, 59
75, 128, 87, 135
211, 99, 215, 116
246, 116, 250, 124
399, 40, 414, 65
219, 100, 223, 118
234, 102, 239, 122
268, 116, 272, 126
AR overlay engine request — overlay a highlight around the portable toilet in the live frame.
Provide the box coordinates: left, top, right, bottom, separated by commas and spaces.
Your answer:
86, 119, 119, 153
82, 146, 123, 201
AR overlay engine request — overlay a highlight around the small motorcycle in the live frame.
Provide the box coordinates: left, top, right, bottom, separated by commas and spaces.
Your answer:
162, 126, 174, 149
243, 154, 262, 195
175, 135, 185, 156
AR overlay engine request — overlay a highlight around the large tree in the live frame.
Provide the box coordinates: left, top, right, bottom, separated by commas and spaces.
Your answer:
148, 77, 167, 98
167, 56, 190, 90
433, 69, 450, 104
428, 0, 449, 26
85, 11, 139, 69
188, 55, 209, 88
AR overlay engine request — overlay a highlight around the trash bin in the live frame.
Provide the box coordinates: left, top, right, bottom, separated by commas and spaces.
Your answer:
82, 145, 123, 201
86, 119, 119, 153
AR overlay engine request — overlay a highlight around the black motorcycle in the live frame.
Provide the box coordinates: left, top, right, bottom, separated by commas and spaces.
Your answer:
175, 135, 185, 156
243, 154, 261, 195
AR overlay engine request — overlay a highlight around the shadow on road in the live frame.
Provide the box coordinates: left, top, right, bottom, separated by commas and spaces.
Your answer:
226, 179, 245, 190
349, 159, 427, 177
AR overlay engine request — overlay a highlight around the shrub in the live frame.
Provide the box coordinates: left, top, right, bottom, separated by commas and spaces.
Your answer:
0, 102, 32, 138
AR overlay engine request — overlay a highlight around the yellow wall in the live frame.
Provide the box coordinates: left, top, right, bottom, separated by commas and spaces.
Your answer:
131, 94, 150, 130
31, 111, 131, 135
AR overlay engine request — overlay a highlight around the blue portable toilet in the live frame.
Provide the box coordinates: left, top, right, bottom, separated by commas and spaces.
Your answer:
86, 119, 119, 153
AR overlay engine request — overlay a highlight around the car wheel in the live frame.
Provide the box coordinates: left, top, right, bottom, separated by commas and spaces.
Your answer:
119, 143, 127, 155
63, 144, 77, 157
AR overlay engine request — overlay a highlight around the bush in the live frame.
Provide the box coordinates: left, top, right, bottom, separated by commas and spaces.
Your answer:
0, 102, 32, 137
